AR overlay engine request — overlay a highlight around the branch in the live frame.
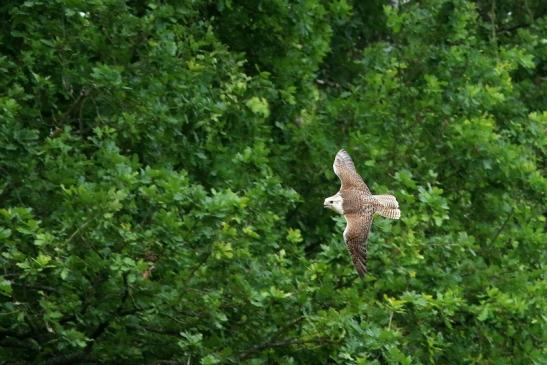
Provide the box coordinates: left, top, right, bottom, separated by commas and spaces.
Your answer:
269, 316, 306, 341
490, 208, 513, 246
145, 360, 189, 365
498, 22, 535, 34
0, 334, 35, 349
64, 216, 96, 245
10, 282, 57, 292
56, 88, 90, 125
183, 251, 211, 284
39, 352, 94, 365
238, 336, 337, 360
125, 324, 181, 338
234, 315, 331, 360
0, 342, 94, 365
84, 273, 130, 352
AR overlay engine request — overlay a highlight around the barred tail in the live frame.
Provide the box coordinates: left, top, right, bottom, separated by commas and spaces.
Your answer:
374, 195, 401, 219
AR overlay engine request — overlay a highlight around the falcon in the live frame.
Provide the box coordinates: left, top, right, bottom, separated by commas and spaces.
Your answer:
324, 149, 400, 277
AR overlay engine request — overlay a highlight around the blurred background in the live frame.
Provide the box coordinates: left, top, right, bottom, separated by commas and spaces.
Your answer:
0, 0, 545, 364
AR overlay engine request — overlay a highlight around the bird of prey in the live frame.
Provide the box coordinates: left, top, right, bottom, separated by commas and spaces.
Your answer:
324, 149, 400, 277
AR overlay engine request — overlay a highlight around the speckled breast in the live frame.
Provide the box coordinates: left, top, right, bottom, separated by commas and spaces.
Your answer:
341, 190, 374, 214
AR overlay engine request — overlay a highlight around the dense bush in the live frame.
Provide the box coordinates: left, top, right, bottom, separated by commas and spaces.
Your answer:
0, 1, 545, 364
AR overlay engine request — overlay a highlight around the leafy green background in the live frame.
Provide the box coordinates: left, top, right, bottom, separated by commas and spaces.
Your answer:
0, 0, 545, 364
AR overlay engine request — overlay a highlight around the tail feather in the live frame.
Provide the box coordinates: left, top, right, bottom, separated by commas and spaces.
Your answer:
374, 194, 399, 208
376, 207, 401, 219
374, 195, 400, 219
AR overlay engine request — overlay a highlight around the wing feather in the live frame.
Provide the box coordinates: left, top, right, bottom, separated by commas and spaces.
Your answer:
343, 209, 374, 277
333, 149, 371, 194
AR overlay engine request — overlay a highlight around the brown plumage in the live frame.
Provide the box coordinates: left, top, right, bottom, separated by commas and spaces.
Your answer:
324, 149, 400, 277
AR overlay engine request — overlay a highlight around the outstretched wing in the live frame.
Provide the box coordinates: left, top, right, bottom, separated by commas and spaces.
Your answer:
333, 149, 371, 194
343, 209, 374, 277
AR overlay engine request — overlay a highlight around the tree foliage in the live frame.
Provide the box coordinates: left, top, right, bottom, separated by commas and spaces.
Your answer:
0, 0, 545, 364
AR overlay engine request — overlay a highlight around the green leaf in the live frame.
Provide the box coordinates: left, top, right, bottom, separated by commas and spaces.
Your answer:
478, 306, 490, 321
286, 228, 303, 243
245, 97, 270, 118
0, 277, 12, 296
0, 227, 11, 240
201, 354, 220, 365
35, 254, 51, 267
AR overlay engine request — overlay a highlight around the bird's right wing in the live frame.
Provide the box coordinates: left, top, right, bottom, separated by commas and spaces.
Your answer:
333, 149, 371, 194
343, 208, 374, 277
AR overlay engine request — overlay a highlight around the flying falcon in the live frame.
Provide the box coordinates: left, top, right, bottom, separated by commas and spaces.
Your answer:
324, 149, 400, 277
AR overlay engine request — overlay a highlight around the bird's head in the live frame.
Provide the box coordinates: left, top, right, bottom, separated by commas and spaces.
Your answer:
323, 194, 343, 214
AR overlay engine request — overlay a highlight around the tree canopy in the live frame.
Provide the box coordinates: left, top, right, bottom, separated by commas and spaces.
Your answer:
0, 0, 545, 364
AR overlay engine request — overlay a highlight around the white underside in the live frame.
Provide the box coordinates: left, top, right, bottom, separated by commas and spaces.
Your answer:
343, 216, 348, 241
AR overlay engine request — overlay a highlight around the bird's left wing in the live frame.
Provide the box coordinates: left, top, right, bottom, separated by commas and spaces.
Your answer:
333, 149, 371, 194
343, 208, 374, 277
